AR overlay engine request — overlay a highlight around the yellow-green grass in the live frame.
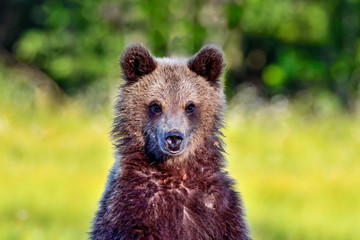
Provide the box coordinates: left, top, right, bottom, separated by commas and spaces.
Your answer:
1, 87, 359, 239
226, 100, 360, 240
0, 102, 113, 240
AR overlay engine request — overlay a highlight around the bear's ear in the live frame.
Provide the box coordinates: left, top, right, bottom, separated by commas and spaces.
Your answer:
120, 44, 157, 83
188, 45, 225, 83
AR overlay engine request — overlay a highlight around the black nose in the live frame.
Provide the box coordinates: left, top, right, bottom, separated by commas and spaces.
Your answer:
165, 131, 184, 152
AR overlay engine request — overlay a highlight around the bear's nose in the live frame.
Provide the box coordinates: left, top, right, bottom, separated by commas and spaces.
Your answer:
165, 131, 184, 152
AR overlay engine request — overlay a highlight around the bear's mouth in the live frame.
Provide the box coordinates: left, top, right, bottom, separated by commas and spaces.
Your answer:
158, 139, 187, 157
162, 148, 185, 156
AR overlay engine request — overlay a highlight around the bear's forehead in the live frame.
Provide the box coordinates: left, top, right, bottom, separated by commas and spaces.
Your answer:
126, 61, 222, 105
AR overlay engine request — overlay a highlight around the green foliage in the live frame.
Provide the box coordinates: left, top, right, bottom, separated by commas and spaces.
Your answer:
262, 64, 286, 88
15, 0, 124, 94
5, 0, 360, 104
241, 0, 329, 43
224, 2, 243, 30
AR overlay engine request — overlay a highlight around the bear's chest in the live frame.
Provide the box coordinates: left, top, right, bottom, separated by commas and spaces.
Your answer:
118, 169, 228, 239
140, 173, 222, 232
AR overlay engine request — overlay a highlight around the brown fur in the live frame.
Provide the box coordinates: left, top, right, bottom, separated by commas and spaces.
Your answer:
90, 45, 251, 240
121, 44, 157, 83
188, 45, 225, 84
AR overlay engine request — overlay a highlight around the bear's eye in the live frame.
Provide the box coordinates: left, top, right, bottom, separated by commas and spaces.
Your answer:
150, 102, 162, 114
185, 103, 195, 113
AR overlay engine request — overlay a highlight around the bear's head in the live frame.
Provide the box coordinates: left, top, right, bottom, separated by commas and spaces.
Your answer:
113, 44, 225, 164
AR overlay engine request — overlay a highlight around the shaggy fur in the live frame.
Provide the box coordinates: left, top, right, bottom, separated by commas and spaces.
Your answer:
90, 45, 251, 240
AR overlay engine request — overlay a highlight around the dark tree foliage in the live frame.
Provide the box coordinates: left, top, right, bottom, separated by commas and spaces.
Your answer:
0, 0, 359, 106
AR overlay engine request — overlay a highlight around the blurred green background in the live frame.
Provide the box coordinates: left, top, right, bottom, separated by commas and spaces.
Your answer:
1, 0, 360, 239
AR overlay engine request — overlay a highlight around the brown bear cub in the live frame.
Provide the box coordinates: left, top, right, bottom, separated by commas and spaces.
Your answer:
90, 44, 251, 240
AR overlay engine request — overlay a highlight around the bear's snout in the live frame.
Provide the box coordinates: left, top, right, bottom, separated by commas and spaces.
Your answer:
165, 131, 184, 153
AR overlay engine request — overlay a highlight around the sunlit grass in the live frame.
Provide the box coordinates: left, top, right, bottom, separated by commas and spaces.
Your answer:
1, 78, 359, 239
0, 101, 113, 239
226, 92, 360, 240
